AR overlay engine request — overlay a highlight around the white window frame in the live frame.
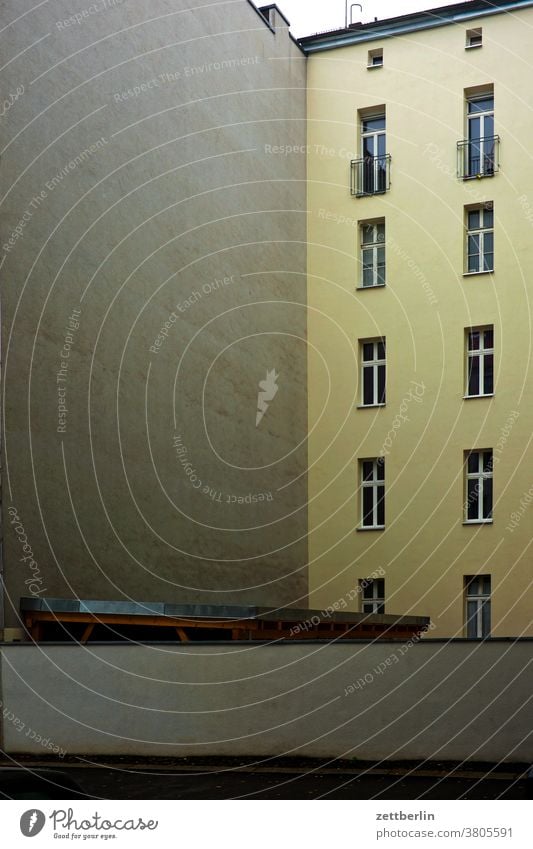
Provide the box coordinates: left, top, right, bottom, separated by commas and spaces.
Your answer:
361, 578, 385, 613
360, 111, 387, 195
465, 28, 482, 48
359, 220, 385, 288
464, 449, 493, 523
360, 458, 385, 529
466, 91, 494, 177
466, 205, 494, 273
367, 48, 383, 68
465, 326, 494, 397
465, 575, 491, 638
360, 339, 386, 407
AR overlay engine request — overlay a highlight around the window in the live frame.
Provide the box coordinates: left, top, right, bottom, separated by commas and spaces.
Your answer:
360, 220, 385, 287
467, 89, 495, 177
466, 326, 494, 397
360, 458, 385, 528
464, 450, 493, 522
361, 578, 385, 613
361, 112, 387, 194
466, 205, 493, 272
466, 28, 482, 48
360, 339, 386, 406
351, 109, 390, 196
368, 48, 383, 67
465, 575, 491, 638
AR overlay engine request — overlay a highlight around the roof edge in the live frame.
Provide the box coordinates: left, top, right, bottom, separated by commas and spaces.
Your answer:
298, 0, 533, 53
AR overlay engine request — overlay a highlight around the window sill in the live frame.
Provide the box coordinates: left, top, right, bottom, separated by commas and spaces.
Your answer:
367, 64, 383, 69
356, 284, 386, 291
465, 44, 482, 50
463, 270, 494, 277
463, 393, 494, 400
357, 403, 386, 409
357, 525, 385, 532
463, 519, 493, 525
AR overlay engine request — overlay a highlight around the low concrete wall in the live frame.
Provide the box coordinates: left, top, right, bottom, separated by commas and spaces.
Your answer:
1, 640, 531, 762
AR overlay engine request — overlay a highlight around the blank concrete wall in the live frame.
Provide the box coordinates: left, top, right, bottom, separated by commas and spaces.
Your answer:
1, 640, 531, 761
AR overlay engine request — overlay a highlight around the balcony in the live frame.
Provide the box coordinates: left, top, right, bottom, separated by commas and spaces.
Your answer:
351, 154, 391, 197
457, 135, 500, 179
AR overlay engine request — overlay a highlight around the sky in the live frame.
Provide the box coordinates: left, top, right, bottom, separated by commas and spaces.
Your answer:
278, 0, 462, 37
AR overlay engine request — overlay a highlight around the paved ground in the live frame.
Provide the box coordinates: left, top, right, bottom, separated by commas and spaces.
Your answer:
0, 758, 530, 799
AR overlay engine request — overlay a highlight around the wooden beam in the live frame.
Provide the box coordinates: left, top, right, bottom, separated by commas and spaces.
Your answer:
80, 623, 95, 644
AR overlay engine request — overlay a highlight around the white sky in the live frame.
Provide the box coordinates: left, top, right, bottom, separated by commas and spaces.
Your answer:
278, 0, 462, 37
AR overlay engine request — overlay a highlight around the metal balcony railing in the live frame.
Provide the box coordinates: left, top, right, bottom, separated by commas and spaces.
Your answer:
351, 154, 391, 196
457, 135, 500, 179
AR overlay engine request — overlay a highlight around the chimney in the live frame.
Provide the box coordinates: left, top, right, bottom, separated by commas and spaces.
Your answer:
258, 4, 290, 33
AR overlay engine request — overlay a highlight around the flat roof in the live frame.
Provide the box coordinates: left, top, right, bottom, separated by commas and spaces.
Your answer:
298, 0, 533, 53
21, 596, 429, 626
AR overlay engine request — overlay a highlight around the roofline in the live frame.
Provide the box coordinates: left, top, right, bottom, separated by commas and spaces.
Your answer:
298, 0, 533, 53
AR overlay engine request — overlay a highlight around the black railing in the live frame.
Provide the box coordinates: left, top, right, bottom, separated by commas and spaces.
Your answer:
351, 154, 391, 196
457, 135, 500, 179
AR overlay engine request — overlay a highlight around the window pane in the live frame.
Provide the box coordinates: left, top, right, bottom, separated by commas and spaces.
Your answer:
363, 342, 374, 361
484, 328, 493, 348
483, 476, 493, 518
362, 581, 373, 600
376, 485, 385, 525
467, 453, 479, 474
376, 579, 385, 596
484, 114, 494, 137
362, 116, 385, 132
362, 602, 374, 613
377, 340, 386, 360
483, 450, 493, 472
362, 460, 374, 481
362, 487, 374, 525
361, 225, 374, 245
481, 600, 491, 636
466, 600, 478, 638
468, 237, 480, 272
484, 354, 494, 394
468, 114, 481, 139
482, 575, 491, 595
468, 355, 480, 395
484, 208, 494, 228
469, 330, 480, 351
483, 231, 494, 254
376, 602, 385, 614
363, 366, 374, 404
376, 223, 385, 242
466, 577, 478, 597
483, 252, 494, 271
362, 249, 374, 286
467, 479, 479, 520
377, 364, 386, 403
468, 210, 480, 229
363, 137, 375, 159
468, 96, 493, 113
376, 458, 385, 480
377, 247, 385, 284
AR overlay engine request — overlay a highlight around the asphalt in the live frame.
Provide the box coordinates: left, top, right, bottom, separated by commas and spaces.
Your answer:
0, 757, 530, 800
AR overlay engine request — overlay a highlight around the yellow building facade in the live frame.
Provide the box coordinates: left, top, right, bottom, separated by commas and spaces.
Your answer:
302, 1, 533, 637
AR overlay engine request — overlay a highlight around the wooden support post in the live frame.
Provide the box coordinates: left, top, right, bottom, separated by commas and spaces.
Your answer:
80, 623, 95, 644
